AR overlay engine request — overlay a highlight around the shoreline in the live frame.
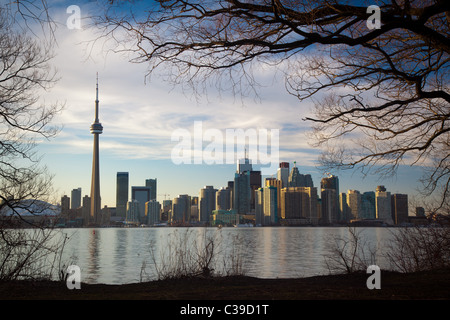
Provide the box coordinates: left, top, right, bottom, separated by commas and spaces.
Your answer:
1, 269, 449, 300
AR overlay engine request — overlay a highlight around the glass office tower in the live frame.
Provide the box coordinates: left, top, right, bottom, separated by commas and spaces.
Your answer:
116, 172, 129, 219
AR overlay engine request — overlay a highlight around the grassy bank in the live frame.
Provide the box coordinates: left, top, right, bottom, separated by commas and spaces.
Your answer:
0, 269, 449, 300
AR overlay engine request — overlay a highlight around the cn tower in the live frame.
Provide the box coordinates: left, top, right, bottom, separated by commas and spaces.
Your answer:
90, 73, 103, 225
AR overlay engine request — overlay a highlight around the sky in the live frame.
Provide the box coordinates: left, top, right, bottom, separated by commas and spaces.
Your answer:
22, 0, 427, 209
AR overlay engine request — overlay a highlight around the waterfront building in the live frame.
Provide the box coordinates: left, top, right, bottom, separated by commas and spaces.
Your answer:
249, 170, 261, 211
391, 193, 408, 225
210, 209, 238, 227
100, 205, 111, 226
163, 199, 172, 209
172, 194, 191, 223
126, 200, 140, 223
280, 187, 318, 224
277, 162, 290, 188
263, 185, 278, 225
415, 207, 425, 217
146, 199, 161, 225
161, 199, 172, 222
71, 188, 82, 210
131, 186, 151, 223
375, 186, 393, 225
339, 193, 349, 222
320, 175, 339, 223
361, 191, 376, 219
347, 190, 361, 220
145, 178, 157, 201
255, 188, 264, 225
265, 177, 282, 219
237, 156, 252, 174
61, 195, 70, 216
199, 186, 217, 223
216, 187, 231, 210
288, 161, 314, 188
233, 171, 251, 214
82, 195, 91, 226
321, 188, 337, 224
190, 204, 198, 221
116, 172, 129, 219
227, 181, 234, 209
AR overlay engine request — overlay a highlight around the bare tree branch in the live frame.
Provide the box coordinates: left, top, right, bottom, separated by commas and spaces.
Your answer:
92, 0, 450, 210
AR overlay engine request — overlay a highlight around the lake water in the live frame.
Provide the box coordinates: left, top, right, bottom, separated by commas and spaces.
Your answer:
56, 227, 395, 284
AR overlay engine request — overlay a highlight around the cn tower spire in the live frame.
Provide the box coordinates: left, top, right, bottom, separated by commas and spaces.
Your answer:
95, 72, 99, 122
90, 73, 103, 226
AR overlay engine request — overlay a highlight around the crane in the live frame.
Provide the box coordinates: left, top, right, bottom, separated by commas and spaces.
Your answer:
158, 193, 170, 200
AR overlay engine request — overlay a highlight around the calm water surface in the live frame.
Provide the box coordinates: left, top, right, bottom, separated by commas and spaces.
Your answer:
57, 227, 394, 284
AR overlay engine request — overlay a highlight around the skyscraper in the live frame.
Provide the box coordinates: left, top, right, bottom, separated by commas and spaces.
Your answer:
126, 200, 140, 223
255, 188, 264, 225
199, 185, 217, 223
339, 193, 349, 222
280, 187, 302, 220
71, 188, 82, 209
277, 162, 290, 188
375, 185, 393, 225
320, 174, 339, 223
233, 171, 251, 214
361, 191, 376, 219
131, 186, 151, 223
237, 156, 252, 174
347, 190, 361, 220
172, 194, 190, 223
288, 162, 301, 187
146, 199, 161, 225
265, 177, 282, 219
145, 178, 157, 201
249, 170, 261, 211
321, 188, 337, 224
391, 193, 408, 225
288, 161, 314, 188
216, 187, 231, 210
227, 181, 234, 210
263, 185, 278, 224
90, 74, 103, 224
61, 195, 70, 215
280, 186, 318, 224
82, 195, 91, 226
116, 172, 129, 219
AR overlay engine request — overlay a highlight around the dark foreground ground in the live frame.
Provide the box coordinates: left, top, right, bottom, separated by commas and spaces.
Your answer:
0, 269, 449, 300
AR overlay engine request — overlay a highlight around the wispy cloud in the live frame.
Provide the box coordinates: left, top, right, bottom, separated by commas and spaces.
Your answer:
40, 15, 319, 169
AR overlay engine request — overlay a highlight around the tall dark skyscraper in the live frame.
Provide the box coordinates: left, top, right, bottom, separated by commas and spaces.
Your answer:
132, 186, 151, 223
145, 178, 157, 201
71, 187, 82, 209
116, 172, 129, 218
391, 193, 408, 225
320, 174, 339, 223
234, 171, 251, 214
90, 74, 103, 224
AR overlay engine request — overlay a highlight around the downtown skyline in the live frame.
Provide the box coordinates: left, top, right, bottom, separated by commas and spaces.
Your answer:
34, 1, 427, 208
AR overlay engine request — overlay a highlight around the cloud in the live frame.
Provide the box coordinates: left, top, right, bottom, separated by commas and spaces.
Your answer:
39, 15, 319, 170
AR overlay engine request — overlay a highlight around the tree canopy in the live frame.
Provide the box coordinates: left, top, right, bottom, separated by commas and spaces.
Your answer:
93, 0, 449, 213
